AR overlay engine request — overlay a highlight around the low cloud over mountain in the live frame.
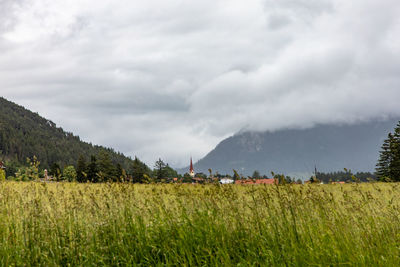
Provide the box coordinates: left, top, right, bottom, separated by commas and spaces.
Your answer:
188, 119, 398, 178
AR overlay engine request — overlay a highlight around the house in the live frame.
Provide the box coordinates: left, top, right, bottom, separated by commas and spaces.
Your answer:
220, 178, 234, 184
331, 181, 345, 184
235, 178, 277, 185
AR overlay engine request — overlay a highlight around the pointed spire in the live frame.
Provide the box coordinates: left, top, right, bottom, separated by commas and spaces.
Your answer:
189, 157, 195, 177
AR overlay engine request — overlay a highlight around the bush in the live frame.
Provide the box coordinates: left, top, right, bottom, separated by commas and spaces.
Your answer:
62, 166, 77, 182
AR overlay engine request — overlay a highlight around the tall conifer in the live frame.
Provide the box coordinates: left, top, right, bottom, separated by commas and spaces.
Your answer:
130, 157, 150, 183
390, 122, 400, 180
76, 155, 87, 182
376, 121, 400, 182
97, 151, 116, 182
87, 155, 98, 182
376, 133, 393, 180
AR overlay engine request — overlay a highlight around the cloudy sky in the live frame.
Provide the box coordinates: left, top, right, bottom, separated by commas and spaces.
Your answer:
1, 0, 400, 167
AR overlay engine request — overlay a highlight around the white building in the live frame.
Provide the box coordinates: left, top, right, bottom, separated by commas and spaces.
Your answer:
220, 178, 234, 184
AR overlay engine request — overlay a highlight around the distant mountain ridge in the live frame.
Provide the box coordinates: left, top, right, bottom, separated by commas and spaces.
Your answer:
0, 97, 133, 169
185, 119, 398, 178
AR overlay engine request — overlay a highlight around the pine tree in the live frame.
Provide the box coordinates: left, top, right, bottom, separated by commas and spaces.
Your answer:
376, 121, 400, 182
376, 133, 392, 180
97, 151, 116, 182
233, 169, 240, 180
130, 157, 150, 183
76, 155, 87, 183
154, 158, 167, 182
164, 164, 178, 180
87, 155, 98, 182
115, 163, 124, 182
252, 170, 260, 179
50, 162, 61, 180
390, 122, 400, 180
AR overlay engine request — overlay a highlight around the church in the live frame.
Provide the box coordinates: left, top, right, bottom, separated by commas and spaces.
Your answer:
189, 157, 195, 178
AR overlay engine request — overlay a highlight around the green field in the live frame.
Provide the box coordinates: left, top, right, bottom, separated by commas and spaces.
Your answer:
0, 182, 399, 266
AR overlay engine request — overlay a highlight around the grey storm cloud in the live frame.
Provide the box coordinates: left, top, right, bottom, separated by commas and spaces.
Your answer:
1, 0, 400, 167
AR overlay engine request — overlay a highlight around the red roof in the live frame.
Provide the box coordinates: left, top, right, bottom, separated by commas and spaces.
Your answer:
235, 178, 277, 185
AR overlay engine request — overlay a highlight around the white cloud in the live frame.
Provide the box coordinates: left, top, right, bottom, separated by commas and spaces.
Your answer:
1, 0, 400, 167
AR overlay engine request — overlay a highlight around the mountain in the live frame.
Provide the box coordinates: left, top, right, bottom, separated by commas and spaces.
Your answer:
0, 97, 133, 169
187, 119, 398, 178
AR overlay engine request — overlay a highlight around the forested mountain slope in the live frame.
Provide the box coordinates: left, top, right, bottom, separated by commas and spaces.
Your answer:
0, 97, 133, 169
188, 119, 398, 178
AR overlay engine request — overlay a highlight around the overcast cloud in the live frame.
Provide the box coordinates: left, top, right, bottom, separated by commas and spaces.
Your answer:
1, 0, 400, 167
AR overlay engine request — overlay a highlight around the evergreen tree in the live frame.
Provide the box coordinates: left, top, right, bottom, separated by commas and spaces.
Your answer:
164, 164, 178, 180
376, 121, 400, 182
154, 158, 167, 182
252, 170, 261, 179
115, 163, 124, 182
130, 157, 147, 183
376, 133, 393, 180
97, 151, 116, 182
4, 160, 19, 178
391, 122, 400, 180
182, 173, 193, 183
76, 155, 87, 183
50, 162, 61, 180
232, 169, 240, 180
87, 155, 98, 182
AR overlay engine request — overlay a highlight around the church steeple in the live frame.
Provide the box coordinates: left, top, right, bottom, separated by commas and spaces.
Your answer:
189, 157, 195, 177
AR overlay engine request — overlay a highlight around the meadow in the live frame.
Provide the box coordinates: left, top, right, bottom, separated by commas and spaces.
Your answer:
0, 182, 399, 266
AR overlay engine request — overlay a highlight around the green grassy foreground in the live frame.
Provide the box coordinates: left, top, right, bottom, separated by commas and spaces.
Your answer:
0, 182, 399, 266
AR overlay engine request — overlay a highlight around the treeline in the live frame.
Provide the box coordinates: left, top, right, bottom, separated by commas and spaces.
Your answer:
316, 171, 376, 183
73, 155, 178, 183
207, 169, 376, 184
232, 170, 376, 183
0, 97, 132, 169
3, 153, 180, 183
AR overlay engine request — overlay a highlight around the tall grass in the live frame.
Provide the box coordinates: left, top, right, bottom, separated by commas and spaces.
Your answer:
0, 182, 399, 266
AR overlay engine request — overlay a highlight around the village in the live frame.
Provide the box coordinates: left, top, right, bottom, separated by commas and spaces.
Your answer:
176, 158, 346, 185
0, 158, 348, 184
